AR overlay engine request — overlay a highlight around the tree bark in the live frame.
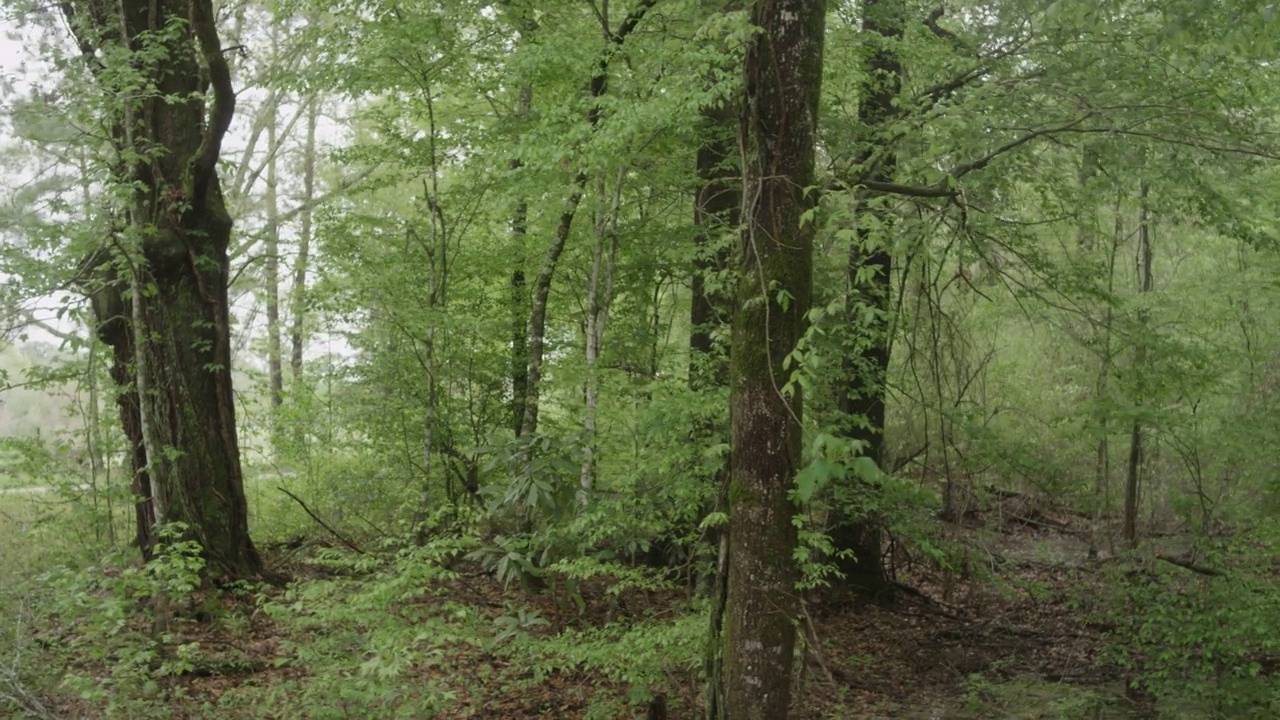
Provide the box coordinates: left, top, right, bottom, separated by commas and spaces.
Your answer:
63, 0, 264, 579
520, 187, 582, 438
829, 0, 902, 598
718, 2, 824, 718
1088, 168, 1119, 560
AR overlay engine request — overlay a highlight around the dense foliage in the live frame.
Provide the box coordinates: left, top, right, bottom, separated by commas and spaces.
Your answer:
1, 0, 1280, 717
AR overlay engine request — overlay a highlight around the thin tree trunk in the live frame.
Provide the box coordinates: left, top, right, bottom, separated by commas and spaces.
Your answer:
694, 9, 741, 711
89, 276, 154, 557
510, 84, 533, 437
718, 2, 824, 718
1089, 189, 1121, 559
690, 99, 738, 389
1123, 180, 1152, 548
520, 186, 583, 438
77, 152, 111, 542
503, 9, 537, 438
580, 170, 623, 497
265, 105, 284, 410
289, 98, 318, 388
418, 85, 448, 529
519, 1, 657, 439
829, 0, 902, 598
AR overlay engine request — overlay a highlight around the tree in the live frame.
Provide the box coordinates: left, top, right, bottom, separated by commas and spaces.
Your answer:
1123, 179, 1153, 546
60, 0, 264, 577
717, 1, 824, 718
826, 0, 903, 598
517, 0, 658, 440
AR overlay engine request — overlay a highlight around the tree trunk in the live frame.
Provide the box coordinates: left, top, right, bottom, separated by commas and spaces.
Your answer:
503, 9, 537, 438
289, 98, 318, 388
829, 0, 902, 598
694, 13, 740, 711
690, 99, 738, 389
520, 187, 582, 438
581, 172, 622, 497
1123, 180, 1152, 548
265, 106, 284, 410
519, 1, 657, 439
1088, 178, 1120, 560
718, 2, 824, 718
90, 281, 155, 558
510, 85, 533, 437
64, 0, 264, 579
78, 153, 111, 541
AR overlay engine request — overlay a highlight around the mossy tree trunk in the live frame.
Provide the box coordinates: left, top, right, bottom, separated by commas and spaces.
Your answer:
716, 1, 825, 718
63, 0, 264, 579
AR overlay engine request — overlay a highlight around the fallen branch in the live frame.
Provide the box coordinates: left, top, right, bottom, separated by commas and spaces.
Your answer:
277, 487, 365, 555
891, 580, 960, 619
1156, 554, 1225, 577
799, 602, 837, 687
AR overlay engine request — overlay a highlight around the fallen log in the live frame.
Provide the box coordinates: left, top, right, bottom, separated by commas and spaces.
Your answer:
1156, 554, 1225, 577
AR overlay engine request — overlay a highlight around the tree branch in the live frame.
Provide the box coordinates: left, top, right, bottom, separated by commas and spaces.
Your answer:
610, 0, 657, 44
189, 0, 235, 198
923, 6, 961, 46
277, 486, 365, 554
227, 164, 378, 262
1156, 554, 1225, 577
856, 113, 1093, 198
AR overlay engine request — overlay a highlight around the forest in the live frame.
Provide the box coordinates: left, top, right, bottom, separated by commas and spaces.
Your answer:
0, 0, 1278, 717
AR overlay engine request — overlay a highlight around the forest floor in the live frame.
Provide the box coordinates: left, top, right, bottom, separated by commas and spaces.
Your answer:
18, 511, 1154, 720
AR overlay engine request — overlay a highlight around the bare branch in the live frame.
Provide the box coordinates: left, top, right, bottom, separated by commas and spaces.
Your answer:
855, 113, 1093, 198
277, 486, 365, 554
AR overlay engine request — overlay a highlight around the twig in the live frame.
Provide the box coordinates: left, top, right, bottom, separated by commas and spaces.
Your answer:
276, 487, 365, 554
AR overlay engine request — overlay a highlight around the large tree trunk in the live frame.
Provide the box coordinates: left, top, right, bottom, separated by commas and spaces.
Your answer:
64, 0, 264, 579
717, 2, 824, 718
829, 0, 902, 598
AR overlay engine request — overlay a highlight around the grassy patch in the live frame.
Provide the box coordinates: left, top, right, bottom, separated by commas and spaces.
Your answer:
959, 674, 1137, 719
